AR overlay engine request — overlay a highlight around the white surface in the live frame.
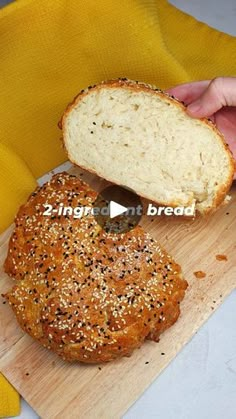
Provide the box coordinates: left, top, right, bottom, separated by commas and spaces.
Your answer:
170, 0, 236, 36
3, 0, 236, 417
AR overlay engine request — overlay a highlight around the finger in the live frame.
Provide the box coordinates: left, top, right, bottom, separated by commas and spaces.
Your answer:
215, 108, 236, 156
165, 80, 210, 104
187, 77, 236, 117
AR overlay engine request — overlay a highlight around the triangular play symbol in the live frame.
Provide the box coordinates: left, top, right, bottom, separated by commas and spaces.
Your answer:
109, 201, 128, 219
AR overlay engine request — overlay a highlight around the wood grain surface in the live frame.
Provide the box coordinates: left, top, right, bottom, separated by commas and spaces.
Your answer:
0, 167, 235, 419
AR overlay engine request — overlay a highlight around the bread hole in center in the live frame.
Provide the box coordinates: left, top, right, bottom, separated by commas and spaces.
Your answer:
101, 121, 113, 129
200, 152, 205, 165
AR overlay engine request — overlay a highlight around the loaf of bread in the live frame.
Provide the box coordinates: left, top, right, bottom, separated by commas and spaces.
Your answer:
3, 173, 187, 363
61, 78, 235, 214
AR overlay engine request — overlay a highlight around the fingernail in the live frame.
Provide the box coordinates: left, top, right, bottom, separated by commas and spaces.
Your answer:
187, 100, 201, 114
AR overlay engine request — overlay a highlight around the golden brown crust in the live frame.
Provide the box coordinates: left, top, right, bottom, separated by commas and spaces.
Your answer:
60, 78, 235, 215
3, 173, 187, 363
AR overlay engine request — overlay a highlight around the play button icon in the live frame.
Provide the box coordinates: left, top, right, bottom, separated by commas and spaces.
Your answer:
93, 185, 143, 234
109, 201, 128, 219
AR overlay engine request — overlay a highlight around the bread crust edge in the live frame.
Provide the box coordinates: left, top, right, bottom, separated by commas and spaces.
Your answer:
60, 78, 235, 215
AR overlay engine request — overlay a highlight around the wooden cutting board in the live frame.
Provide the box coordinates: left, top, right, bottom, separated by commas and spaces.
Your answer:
0, 166, 236, 419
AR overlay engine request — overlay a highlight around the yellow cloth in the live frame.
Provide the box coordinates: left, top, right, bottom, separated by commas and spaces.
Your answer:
0, 374, 20, 417
0, 0, 236, 416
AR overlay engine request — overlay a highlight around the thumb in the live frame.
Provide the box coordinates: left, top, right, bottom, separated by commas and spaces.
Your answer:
187, 77, 236, 118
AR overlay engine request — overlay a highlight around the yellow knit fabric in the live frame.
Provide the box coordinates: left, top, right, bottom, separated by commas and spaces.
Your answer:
0, 374, 20, 417
0, 0, 236, 416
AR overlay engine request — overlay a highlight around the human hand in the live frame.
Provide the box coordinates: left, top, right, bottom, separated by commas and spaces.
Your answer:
166, 77, 236, 175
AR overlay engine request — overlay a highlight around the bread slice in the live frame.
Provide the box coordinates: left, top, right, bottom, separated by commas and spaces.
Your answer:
61, 78, 235, 214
